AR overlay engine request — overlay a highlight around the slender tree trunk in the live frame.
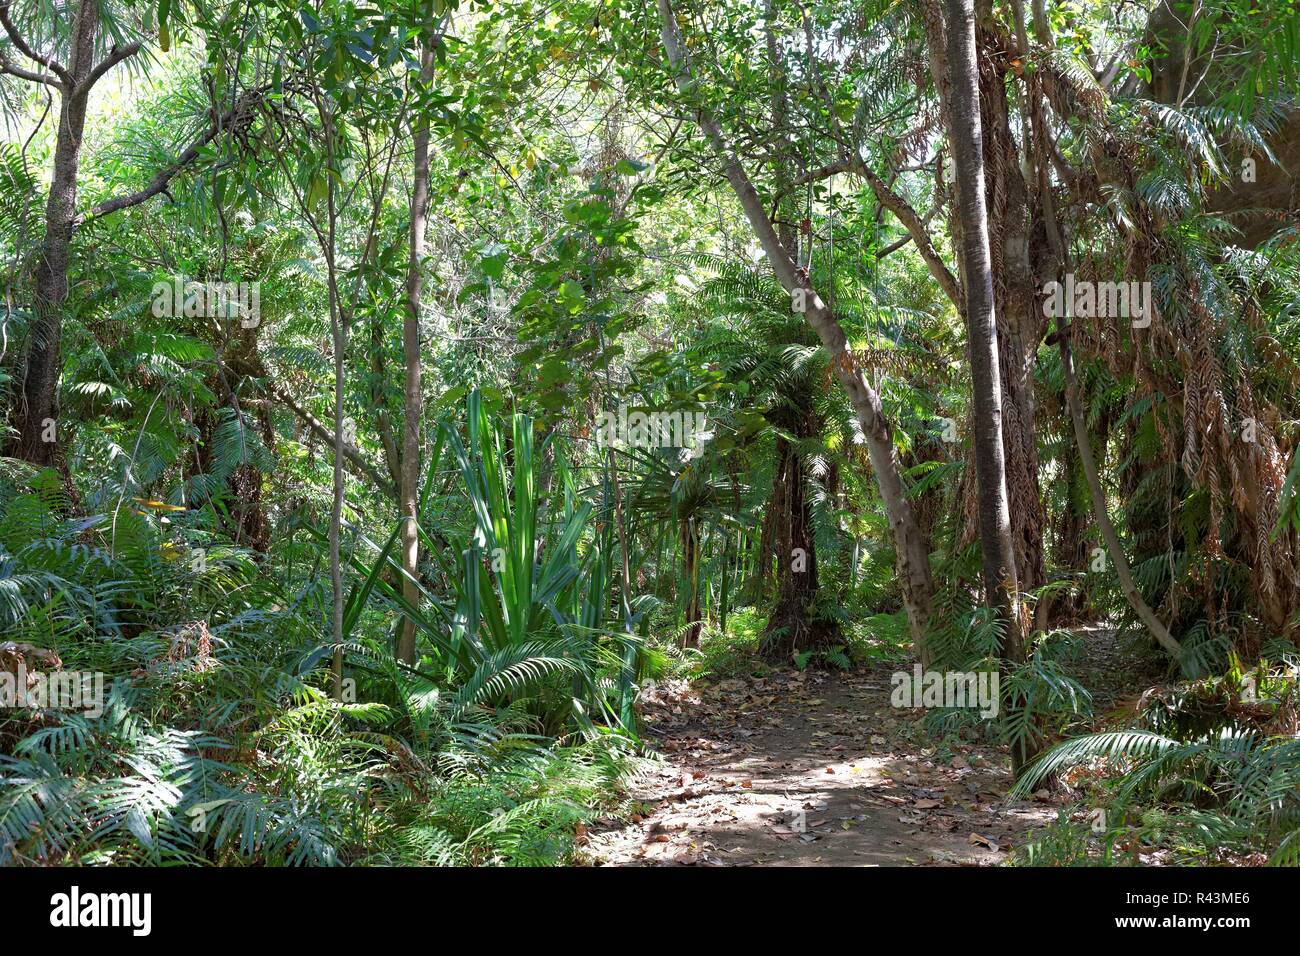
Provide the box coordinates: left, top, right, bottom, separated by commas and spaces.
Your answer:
943, 0, 1028, 728
681, 516, 702, 647
1050, 440, 1090, 622
397, 41, 435, 666
329, 272, 346, 701
719, 531, 732, 634
317, 105, 347, 702
657, 0, 936, 663
1018, 2, 1182, 659
368, 316, 401, 489
927, 0, 1047, 596
1056, 335, 1183, 657
764, 0, 797, 259
752, 487, 777, 601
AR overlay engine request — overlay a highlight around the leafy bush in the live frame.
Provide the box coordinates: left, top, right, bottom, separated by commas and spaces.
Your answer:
1012, 659, 1300, 865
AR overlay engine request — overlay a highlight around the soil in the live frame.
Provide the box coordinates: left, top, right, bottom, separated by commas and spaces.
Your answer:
584, 628, 1158, 866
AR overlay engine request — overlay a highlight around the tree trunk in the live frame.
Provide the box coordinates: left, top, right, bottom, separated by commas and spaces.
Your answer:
943, 0, 1029, 773
317, 106, 347, 702
1050, 440, 1091, 622
397, 40, 435, 666
973, 17, 1047, 596
719, 531, 733, 634
765, 429, 835, 656
16, 1, 97, 465
680, 516, 702, 647
1057, 333, 1183, 658
764, 0, 797, 260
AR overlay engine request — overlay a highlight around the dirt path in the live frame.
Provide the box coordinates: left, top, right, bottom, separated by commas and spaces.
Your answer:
584, 663, 1060, 866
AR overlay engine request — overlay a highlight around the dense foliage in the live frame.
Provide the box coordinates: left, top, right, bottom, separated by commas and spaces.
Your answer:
1, 0, 1298, 867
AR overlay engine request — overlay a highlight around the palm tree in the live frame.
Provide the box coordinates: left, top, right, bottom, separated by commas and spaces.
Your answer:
622, 438, 739, 649
691, 261, 841, 655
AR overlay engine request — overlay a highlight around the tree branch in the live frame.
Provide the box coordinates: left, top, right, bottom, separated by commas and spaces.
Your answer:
0, 48, 61, 88
656, 0, 937, 661
268, 381, 397, 499
858, 162, 961, 306
766, 151, 959, 305
771, 9, 960, 308
78, 89, 266, 225
0, 2, 71, 86
80, 131, 217, 224
79, 41, 142, 94
877, 234, 913, 258
782, 159, 855, 196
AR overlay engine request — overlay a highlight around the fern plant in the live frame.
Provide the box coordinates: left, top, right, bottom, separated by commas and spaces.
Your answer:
1012, 663, 1300, 865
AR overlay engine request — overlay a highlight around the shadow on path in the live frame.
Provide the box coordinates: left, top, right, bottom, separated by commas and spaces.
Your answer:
584, 663, 1058, 866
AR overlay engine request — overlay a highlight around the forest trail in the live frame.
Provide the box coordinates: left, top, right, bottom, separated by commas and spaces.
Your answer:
584, 663, 1061, 867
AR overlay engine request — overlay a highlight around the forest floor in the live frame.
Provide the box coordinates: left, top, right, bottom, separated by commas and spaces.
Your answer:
583, 626, 1154, 866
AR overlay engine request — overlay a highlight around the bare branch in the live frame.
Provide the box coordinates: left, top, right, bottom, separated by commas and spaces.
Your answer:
0, 2, 71, 86
858, 160, 961, 306
79, 41, 142, 94
0, 48, 61, 88
268, 381, 397, 499
877, 234, 913, 258
782, 159, 856, 197
80, 133, 215, 224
